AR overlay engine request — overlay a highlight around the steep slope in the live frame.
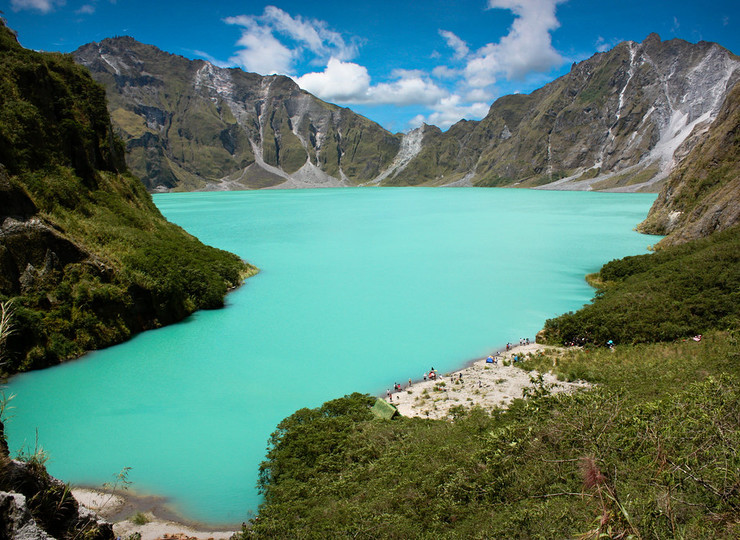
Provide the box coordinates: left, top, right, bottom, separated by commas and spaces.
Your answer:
0, 22, 251, 374
73, 37, 401, 191
76, 34, 739, 193
637, 81, 740, 246
394, 34, 740, 191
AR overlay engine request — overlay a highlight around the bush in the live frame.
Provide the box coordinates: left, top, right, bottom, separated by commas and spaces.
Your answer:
542, 226, 740, 346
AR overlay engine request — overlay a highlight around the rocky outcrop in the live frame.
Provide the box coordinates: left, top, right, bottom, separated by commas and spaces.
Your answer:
394, 34, 740, 191
0, 420, 113, 540
74, 37, 401, 191
638, 81, 740, 246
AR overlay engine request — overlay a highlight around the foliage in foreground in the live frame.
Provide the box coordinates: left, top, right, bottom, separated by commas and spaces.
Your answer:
541, 226, 740, 346
240, 333, 739, 539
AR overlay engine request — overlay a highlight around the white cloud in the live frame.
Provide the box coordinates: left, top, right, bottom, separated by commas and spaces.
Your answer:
296, 58, 448, 107
225, 16, 295, 75
432, 65, 459, 79
464, 0, 566, 87
368, 77, 448, 106
295, 58, 371, 102
410, 95, 491, 130
439, 30, 470, 60
263, 5, 357, 61
224, 6, 358, 75
464, 87, 495, 102
10, 0, 64, 13
76, 4, 95, 14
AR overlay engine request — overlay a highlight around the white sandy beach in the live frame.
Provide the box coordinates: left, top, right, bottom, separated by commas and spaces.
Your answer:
387, 342, 588, 419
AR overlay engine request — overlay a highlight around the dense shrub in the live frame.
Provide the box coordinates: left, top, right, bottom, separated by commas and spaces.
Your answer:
541, 226, 740, 346
243, 334, 740, 539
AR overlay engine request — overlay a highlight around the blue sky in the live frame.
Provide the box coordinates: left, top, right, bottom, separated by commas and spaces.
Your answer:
2, 0, 738, 133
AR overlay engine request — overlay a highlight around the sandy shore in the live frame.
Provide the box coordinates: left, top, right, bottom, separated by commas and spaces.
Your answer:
386, 342, 588, 420
72, 488, 237, 540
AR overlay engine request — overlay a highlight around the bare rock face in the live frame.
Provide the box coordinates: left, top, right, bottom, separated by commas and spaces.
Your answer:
74, 38, 401, 191
76, 34, 740, 194
638, 80, 740, 246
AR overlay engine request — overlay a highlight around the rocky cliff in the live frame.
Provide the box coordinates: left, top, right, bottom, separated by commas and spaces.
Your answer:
0, 21, 250, 374
638, 80, 740, 246
393, 34, 740, 191
76, 34, 739, 193
73, 37, 401, 191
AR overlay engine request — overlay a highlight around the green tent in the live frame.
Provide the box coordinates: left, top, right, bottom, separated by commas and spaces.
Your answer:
371, 398, 399, 420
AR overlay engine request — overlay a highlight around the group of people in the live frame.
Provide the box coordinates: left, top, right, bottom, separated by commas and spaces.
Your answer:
387, 368, 439, 402
505, 337, 530, 351
385, 335, 536, 403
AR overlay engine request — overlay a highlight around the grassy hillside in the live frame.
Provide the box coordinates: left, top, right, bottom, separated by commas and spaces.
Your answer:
0, 22, 253, 374
243, 333, 738, 539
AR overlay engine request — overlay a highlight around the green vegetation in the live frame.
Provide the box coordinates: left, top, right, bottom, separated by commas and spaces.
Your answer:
129, 512, 149, 525
241, 332, 739, 539
541, 226, 739, 346
0, 21, 252, 374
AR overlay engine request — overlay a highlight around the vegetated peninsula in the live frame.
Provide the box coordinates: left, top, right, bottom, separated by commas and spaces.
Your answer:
75, 33, 739, 193
0, 21, 253, 376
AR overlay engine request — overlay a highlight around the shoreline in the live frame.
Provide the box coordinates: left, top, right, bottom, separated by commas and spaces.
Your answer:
73, 341, 585, 537
382, 341, 588, 420
72, 488, 238, 540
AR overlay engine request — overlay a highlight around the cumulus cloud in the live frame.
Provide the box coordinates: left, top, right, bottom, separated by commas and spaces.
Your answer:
432, 65, 459, 79
296, 58, 447, 106
226, 15, 295, 75
295, 58, 371, 102
10, 0, 64, 13
410, 96, 491, 130
224, 6, 358, 75
439, 30, 470, 60
464, 0, 565, 87
221, 1, 565, 130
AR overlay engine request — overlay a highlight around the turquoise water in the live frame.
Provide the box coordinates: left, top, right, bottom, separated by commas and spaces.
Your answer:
5, 188, 661, 525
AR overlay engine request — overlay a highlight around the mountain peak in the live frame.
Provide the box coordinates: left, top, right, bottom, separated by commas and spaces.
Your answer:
643, 32, 662, 45
74, 34, 739, 193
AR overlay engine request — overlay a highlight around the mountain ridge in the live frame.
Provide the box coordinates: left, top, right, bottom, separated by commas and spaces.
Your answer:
74, 34, 740, 193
